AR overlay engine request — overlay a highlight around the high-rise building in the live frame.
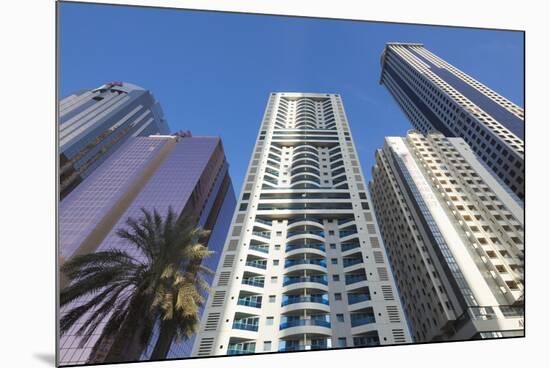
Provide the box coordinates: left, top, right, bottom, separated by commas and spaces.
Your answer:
192, 93, 411, 358
379, 43, 524, 199
59, 82, 170, 200
58, 133, 236, 365
369, 130, 524, 342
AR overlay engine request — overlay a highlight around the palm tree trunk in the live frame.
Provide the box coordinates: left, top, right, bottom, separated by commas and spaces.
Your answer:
150, 319, 177, 360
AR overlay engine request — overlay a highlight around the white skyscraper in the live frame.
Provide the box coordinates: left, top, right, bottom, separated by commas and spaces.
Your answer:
369, 130, 524, 342
192, 92, 411, 357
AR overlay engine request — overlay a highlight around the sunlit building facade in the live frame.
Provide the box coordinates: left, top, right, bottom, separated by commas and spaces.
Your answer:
58, 133, 235, 365
192, 93, 411, 357
59, 82, 169, 199
369, 131, 524, 342
380, 43, 524, 199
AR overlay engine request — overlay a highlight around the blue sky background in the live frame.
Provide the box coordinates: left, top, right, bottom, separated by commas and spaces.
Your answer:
59, 2, 524, 192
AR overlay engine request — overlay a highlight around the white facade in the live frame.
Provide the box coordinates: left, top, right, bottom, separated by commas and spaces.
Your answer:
192, 92, 411, 357
369, 131, 524, 342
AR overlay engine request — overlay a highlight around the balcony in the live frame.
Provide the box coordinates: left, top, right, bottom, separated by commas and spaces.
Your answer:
249, 245, 269, 253
343, 258, 363, 268
283, 276, 328, 286
280, 319, 331, 330
233, 322, 259, 332
278, 344, 329, 352
255, 218, 273, 227
345, 274, 367, 285
227, 348, 255, 355
245, 260, 267, 270
252, 231, 271, 239
263, 176, 278, 185
350, 315, 376, 327
341, 243, 360, 252
282, 296, 329, 306
285, 258, 327, 268
287, 230, 325, 238
348, 293, 371, 304
288, 216, 324, 225
339, 230, 358, 238
242, 278, 265, 288
237, 298, 262, 308
286, 243, 325, 252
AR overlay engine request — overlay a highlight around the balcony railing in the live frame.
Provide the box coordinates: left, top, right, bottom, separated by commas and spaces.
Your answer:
287, 230, 325, 238
288, 216, 324, 225
350, 315, 376, 327
282, 296, 329, 306
255, 218, 273, 227
347, 294, 371, 304
283, 276, 328, 286
263, 176, 278, 185
285, 259, 327, 268
286, 243, 325, 252
280, 319, 331, 330
341, 243, 360, 252
345, 274, 367, 285
242, 278, 264, 288
245, 260, 267, 269
343, 258, 363, 267
233, 322, 259, 331
237, 298, 262, 308
339, 230, 358, 238
278, 344, 328, 352
249, 245, 269, 253
227, 348, 255, 355
252, 231, 271, 239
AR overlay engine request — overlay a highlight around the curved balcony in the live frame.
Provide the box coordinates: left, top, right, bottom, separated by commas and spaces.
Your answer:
263, 176, 278, 186
282, 296, 329, 307
288, 216, 324, 226
283, 276, 328, 287
285, 258, 327, 268
280, 319, 331, 331
291, 159, 320, 169
285, 243, 325, 254
289, 181, 321, 189
287, 229, 325, 239
291, 167, 321, 177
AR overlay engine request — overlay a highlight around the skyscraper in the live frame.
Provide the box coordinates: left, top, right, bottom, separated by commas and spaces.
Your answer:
379, 43, 524, 199
369, 130, 524, 342
58, 133, 236, 365
192, 93, 411, 357
59, 82, 170, 199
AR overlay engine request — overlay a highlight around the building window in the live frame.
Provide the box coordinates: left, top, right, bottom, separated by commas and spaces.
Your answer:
266, 317, 274, 326
338, 338, 347, 347
330, 243, 336, 249
264, 341, 272, 351
273, 259, 279, 266
333, 275, 340, 281
269, 295, 276, 303
271, 276, 278, 283
329, 230, 335, 236
336, 313, 344, 322
335, 293, 342, 301
331, 258, 338, 265
275, 244, 281, 250
276, 231, 282, 236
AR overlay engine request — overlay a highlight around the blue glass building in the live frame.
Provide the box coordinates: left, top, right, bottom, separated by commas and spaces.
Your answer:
380, 43, 524, 200
59, 82, 170, 199
58, 134, 236, 365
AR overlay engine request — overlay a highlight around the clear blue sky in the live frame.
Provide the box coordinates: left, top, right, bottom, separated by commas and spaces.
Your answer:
59, 2, 524, 192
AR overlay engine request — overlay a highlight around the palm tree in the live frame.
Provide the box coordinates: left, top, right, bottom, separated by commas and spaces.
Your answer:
59, 207, 213, 363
